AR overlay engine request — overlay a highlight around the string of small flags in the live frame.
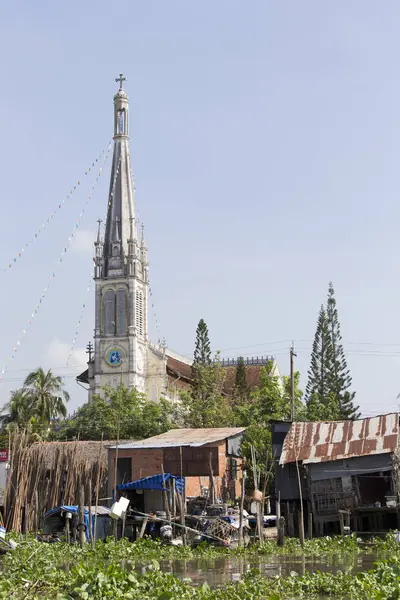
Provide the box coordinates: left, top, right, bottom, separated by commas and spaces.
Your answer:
65, 155, 122, 366
2, 141, 112, 273
66, 277, 92, 367
148, 282, 164, 345
0, 149, 112, 382
127, 152, 164, 346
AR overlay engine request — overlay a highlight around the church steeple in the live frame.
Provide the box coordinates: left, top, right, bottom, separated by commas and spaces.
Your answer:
90, 74, 149, 400
103, 73, 137, 277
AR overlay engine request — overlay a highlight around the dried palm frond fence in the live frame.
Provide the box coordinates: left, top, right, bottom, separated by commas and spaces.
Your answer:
4, 434, 112, 533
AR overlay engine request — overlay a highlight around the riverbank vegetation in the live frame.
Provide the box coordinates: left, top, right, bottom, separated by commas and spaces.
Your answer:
2, 536, 400, 599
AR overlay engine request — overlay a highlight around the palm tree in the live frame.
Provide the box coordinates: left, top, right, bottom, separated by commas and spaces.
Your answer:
23, 368, 70, 424
4, 389, 35, 430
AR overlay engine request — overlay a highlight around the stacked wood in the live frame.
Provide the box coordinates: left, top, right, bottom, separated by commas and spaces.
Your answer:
4, 435, 110, 533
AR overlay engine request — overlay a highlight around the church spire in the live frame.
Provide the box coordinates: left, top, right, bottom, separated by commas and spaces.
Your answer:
102, 73, 137, 276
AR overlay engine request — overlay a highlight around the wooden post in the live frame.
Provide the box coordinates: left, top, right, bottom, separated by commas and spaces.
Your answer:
161, 464, 171, 521
171, 479, 176, 519
122, 511, 126, 540
258, 502, 264, 547
295, 459, 305, 547
339, 511, 345, 536
138, 516, 148, 539
88, 480, 93, 549
93, 434, 104, 546
238, 470, 246, 547
34, 488, 39, 535
308, 511, 313, 540
209, 452, 216, 504
65, 517, 70, 544
180, 446, 186, 546
277, 516, 285, 546
290, 344, 296, 422
78, 484, 86, 547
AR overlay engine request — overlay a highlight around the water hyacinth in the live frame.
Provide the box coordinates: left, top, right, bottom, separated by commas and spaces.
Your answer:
1, 536, 400, 599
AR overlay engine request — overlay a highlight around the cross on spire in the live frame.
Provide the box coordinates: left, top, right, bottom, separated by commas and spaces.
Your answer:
115, 73, 126, 90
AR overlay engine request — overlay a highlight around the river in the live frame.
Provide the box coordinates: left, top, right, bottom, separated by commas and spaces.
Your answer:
135, 552, 379, 588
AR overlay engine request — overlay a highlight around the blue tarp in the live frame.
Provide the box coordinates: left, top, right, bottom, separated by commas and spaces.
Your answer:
117, 473, 185, 494
44, 505, 111, 542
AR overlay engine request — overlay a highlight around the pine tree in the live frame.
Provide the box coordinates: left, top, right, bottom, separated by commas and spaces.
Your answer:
234, 356, 247, 399
193, 319, 211, 366
326, 282, 360, 420
305, 305, 332, 411
191, 318, 213, 403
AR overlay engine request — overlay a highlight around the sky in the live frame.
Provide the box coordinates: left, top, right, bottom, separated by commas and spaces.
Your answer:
0, 1, 400, 416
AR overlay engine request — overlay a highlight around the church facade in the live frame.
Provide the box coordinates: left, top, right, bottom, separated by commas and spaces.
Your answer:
77, 76, 280, 402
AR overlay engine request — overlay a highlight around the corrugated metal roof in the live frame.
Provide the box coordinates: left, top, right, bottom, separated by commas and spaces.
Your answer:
279, 413, 399, 466
110, 427, 246, 450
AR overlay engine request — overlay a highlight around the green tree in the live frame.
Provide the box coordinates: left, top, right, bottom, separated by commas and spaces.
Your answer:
238, 361, 305, 488
178, 355, 233, 428
53, 386, 176, 441
23, 368, 70, 424
233, 356, 248, 401
282, 371, 307, 422
4, 390, 35, 430
305, 305, 334, 417
193, 319, 211, 366
326, 282, 360, 419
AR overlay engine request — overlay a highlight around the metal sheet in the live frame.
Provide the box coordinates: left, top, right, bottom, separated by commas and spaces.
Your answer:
308, 453, 393, 481
279, 413, 399, 465
112, 428, 246, 450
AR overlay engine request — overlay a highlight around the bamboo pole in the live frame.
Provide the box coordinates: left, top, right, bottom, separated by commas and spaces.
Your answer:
78, 484, 86, 547
93, 434, 104, 546
88, 479, 93, 548
161, 463, 171, 521
295, 458, 305, 547
180, 446, 186, 546
209, 452, 216, 504
238, 468, 246, 547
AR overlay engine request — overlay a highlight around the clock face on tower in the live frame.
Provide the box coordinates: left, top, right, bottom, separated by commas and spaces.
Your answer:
105, 347, 122, 367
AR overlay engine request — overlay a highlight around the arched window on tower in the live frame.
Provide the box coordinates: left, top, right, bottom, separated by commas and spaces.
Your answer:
117, 109, 126, 135
116, 288, 127, 335
135, 290, 144, 337
104, 289, 115, 335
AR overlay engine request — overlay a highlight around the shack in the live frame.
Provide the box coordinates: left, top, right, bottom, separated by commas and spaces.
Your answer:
274, 413, 400, 536
108, 428, 245, 502
43, 505, 111, 541
117, 473, 184, 514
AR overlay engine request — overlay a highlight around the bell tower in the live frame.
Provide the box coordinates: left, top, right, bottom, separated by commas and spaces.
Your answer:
92, 74, 149, 398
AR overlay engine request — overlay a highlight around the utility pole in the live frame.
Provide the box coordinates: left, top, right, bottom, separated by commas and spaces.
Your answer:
290, 343, 297, 422
86, 341, 93, 362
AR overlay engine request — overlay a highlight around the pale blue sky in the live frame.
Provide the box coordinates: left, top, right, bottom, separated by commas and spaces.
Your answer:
0, 1, 399, 415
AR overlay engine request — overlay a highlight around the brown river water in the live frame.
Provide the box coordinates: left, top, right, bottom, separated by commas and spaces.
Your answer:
135, 552, 379, 588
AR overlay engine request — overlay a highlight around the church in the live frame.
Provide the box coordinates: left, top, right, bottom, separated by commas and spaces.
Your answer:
77, 75, 281, 402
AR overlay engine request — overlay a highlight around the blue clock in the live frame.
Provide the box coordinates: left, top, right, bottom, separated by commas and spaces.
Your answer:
106, 348, 122, 367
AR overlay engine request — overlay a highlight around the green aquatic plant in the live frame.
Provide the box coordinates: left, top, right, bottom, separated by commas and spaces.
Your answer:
1, 536, 400, 599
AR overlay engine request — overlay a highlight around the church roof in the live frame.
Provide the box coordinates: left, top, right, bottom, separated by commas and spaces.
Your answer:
101, 74, 138, 276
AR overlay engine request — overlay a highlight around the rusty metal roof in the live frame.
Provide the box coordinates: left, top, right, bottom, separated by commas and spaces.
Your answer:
109, 428, 246, 450
279, 413, 399, 465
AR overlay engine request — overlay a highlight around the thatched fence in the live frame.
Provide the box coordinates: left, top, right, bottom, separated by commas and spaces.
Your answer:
4, 434, 113, 533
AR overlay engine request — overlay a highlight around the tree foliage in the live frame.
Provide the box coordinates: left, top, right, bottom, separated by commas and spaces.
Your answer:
305, 284, 359, 420
178, 356, 233, 428
53, 386, 176, 441
233, 356, 248, 401
3, 368, 69, 439
237, 361, 304, 487
305, 304, 331, 407
326, 282, 360, 419
193, 319, 212, 366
